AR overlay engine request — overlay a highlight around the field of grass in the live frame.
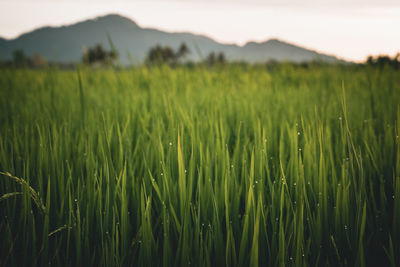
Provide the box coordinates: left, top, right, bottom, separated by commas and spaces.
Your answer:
0, 64, 399, 266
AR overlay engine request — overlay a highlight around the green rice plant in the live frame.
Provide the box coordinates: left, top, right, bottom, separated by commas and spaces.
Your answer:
0, 64, 399, 266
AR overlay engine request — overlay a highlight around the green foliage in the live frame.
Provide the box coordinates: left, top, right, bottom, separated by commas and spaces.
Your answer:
0, 65, 399, 266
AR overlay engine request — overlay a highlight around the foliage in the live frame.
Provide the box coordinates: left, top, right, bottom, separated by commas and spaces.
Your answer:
31, 54, 47, 68
146, 42, 190, 65
176, 43, 190, 59
204, 51, 226, 66
366, 53, 400, 69
1, 50, 48, 69
82, 44, 118, 66
0, 65, 399, 266
12, 49, 28, 67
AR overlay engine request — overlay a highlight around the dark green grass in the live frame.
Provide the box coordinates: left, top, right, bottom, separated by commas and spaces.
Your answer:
0, 64, 399, 266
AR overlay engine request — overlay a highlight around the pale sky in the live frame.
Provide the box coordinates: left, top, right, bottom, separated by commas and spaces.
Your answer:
1, 0, 400, 62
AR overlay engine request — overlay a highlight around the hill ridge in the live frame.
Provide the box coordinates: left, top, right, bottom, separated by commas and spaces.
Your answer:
0, 13, 343, 64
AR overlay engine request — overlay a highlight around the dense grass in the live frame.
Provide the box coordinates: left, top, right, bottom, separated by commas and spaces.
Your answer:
0, 64, 399, 266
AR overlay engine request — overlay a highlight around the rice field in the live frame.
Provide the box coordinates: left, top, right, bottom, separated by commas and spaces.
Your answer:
0, 64, 399, 266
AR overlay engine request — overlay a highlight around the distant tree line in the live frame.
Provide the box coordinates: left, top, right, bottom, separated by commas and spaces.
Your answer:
0, 49, 48, 68
145, 43, 190, 65
204, 51, 226, 66
2, 45, 400, 70
145, 42, 226, 66
82, 44, 118, 66
366, 54, 400, 69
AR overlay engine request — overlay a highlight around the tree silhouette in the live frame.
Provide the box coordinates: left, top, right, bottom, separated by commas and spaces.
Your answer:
205, 51, 226, 66
12, 50, 28, 67
10, 50, 47, 68
217, 52, 226, 64
83, 44, 118, 65
146, 42, 190, 65
206, 52, 216, 65
366, 54, 399, 69
147, 45, 175, 65
177, 43, 190, 59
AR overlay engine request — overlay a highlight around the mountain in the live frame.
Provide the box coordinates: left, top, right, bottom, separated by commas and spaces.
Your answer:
237, 39, 338, 62
0, 14, 343, 64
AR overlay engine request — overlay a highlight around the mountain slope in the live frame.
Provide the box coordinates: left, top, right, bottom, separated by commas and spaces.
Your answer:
0, 14, 342, 64
236, 39, 338, 62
